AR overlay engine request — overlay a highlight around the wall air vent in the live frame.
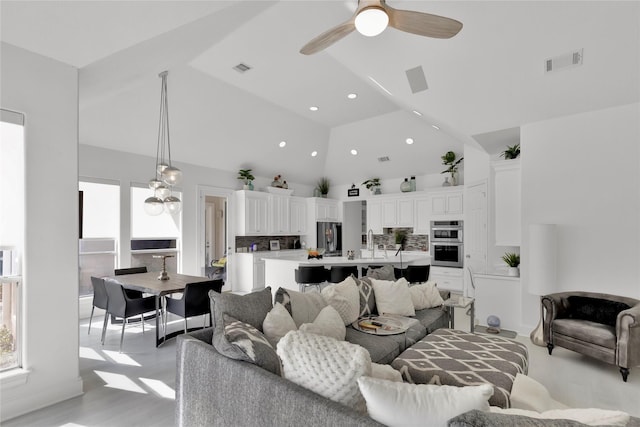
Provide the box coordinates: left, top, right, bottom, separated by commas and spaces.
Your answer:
405, 65, 429, 94
233, 63, 252, 73
545, 49, 583, 73
378, 156, 390, 162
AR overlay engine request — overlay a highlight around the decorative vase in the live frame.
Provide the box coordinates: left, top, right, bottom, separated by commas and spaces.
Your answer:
410, 176, 416, 192
400, 178, 411, 192
313, 188, 322, 197
248, 182, 254, 191
442, 177, 451, 187
451, 173, 458, 186
507, 267, 520, 277
321, 193, 327, 198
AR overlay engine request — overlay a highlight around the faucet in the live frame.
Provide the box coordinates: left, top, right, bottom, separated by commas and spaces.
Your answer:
367, 229, 375, 259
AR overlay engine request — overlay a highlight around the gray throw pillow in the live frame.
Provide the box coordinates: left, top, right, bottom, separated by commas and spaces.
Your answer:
209, 287, 272, 332
447, 410, 589, 427
274, 287, 327, 327
212, 313, 282, 376
356, 276, 376, 317
367, 265, 395, 281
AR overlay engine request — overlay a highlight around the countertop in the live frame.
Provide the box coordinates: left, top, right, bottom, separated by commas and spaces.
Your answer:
261, 254, 430, 266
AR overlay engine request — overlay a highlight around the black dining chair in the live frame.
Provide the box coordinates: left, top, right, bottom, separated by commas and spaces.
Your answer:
89, 276, 109, 339
103, 278, 156, 352
164, 280, 224, 339
114, 267, 147, 298
328, 266, 358, 283
295, 266, 328, 292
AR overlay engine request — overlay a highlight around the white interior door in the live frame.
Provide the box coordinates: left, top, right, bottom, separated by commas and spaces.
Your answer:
464, 180, 488, 297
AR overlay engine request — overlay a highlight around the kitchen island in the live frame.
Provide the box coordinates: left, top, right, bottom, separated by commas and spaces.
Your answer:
263, 252, 430, 292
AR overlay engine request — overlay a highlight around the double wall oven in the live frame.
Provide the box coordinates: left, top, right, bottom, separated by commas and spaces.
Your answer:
430, 220, 463, 268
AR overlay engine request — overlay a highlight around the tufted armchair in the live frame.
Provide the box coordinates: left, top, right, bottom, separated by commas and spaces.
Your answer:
542, 291, 640, 381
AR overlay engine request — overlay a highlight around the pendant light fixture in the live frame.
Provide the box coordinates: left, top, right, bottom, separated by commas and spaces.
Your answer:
144, 71, 182, 216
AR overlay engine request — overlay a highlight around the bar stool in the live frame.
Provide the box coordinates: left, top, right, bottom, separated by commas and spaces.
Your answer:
328, 265, 358, 283
405, 265, 430, 284
361, 265, 384, 277
295, 266, 328, 293
394, 267, 408, 280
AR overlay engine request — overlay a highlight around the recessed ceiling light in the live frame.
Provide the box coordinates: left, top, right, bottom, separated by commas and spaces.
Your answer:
311, 151, 318, 157
368, 76, 393, 96
350, 149, 358, 156
406, 138, 414, 145
412, 110, 422, 116
279, 141, 286, 148
309, 106, 319, 111
432, 124, 440, 130
347, 93, 357, 99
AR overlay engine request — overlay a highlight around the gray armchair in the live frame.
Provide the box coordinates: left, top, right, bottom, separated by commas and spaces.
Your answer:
542, 291, 640, 381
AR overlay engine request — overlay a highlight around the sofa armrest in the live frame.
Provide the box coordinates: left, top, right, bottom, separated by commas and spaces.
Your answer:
616, 303, 640, 369
541, 294, 563, 343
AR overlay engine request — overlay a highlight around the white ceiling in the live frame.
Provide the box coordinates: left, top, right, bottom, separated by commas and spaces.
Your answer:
1, 1, 638, 186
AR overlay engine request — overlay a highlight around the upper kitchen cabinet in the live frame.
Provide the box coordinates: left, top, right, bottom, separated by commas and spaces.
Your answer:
269, 194, 290, 235
310, 198, 341, 222
414, 197, 431, 234
428, 188, 464, 219
381, 197, 414, 227
493, 159, 521, 246
290, 196, 307, 234
366, 198, 383, 234
235, 190, 269, 236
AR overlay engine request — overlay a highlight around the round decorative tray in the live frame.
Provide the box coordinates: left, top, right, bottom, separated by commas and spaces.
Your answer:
352, 316, 409, 335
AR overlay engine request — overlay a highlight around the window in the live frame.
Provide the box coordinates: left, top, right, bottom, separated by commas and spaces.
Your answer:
0, 109, 25, 371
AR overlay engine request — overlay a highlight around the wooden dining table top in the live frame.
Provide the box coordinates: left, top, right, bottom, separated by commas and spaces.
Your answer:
105, 271, 210, 296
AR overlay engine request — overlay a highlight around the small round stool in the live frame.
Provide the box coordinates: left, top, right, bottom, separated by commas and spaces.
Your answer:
295, 266, 328, 292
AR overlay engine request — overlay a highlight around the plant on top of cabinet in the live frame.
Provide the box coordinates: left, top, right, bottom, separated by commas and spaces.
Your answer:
315, 177, 330, 198
362, 178, 381, 194
238, 169, 255, 190
500, 143, 520, 160
502, 252, 520, 276
441, 151, 463, 186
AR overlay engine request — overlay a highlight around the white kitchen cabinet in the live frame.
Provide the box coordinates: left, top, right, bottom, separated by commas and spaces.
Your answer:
381, 197, 414, 227
366, 199, 383, 234
473, 273, 521, 331
429, 189, 463, 218
290, 197, 307, 234
233, 253, 265, 293
430, 266, 464, 292
269, 194, 290, 235
235, 190, 269, 236
414, 197, 431, 234
493, 160, 521, 246
312, 198, 341, 222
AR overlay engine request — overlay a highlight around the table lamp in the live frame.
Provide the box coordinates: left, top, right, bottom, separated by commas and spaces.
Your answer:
528, 224, 557, 346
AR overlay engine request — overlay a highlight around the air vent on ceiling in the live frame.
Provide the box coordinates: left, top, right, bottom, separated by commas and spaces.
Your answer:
405, 65, 429, 94
378, 156, 390, 162
233, 63, 252, 73
545, 49, 583, 73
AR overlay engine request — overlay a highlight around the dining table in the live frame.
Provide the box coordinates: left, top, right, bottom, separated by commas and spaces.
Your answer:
105, 271, 210, 347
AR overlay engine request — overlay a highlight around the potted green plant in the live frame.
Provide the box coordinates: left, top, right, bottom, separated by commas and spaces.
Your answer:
316, 177, 330, 198
500, 143, 520, 160
362, 178, 381, 195
237, 169, 255, 190
440, 151, 463, 186
502, 252, 520, 276
394, 229, 407, 249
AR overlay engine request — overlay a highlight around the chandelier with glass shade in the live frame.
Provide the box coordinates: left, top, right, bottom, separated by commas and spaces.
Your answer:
144, 71, 182, 216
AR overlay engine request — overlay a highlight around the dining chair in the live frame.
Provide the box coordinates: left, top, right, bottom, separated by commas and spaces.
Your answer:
103, 278, 156, 352
164, 280, 224, 339
114, 267, 147, 298
89, 277, 109, 339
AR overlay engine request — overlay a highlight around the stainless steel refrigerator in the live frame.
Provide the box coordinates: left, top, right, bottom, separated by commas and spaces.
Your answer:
316, 222, 342, 256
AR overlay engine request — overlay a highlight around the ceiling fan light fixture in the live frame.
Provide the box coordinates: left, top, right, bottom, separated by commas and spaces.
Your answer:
355, 7, 389, 37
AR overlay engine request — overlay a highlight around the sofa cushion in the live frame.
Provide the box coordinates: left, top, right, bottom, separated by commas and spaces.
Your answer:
274, 287, 328, 328
356, 276, 377, 317
357, 376, 493, 427
212, 314, 282, 376
209, 287, 272, 332
371, 277, 415, 317
414, 306, 449, 333
263, 302, 297, 346
448, 409, 589, 427
409, 280, 445, 310
552, 318, 616, 348
299, 305, 346, 341
489, 407, 629, 426
321, 275, 360, 325
345, 323, 426, 364
566, 296, 630, 327
277, 331, 371, 413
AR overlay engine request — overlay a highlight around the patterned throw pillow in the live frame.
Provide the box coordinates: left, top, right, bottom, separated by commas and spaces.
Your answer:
212, 314, 282, 376
274, 287, 327, 328
356, 277, 377, 317
321, 275, 360, 325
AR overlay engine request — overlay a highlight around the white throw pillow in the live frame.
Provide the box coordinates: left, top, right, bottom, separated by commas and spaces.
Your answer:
370, 277, 415, 317
299, 305, 346, 341
370, 363, 403, 382
277, 331, 371, 412
409, 280, 444, 310
489, 407, 630, 426
510, 373, 568, 412
357, 376, 493, 427
262, 302, 297, 346
286, 289, 328, 327
321, 276, 360, 325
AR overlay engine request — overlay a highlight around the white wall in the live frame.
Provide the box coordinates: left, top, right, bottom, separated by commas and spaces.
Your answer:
520, 103, 640, 329
0, 43, 82, 421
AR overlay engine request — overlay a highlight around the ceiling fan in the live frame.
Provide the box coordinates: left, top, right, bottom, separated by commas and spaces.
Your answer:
300, 0, 463, 55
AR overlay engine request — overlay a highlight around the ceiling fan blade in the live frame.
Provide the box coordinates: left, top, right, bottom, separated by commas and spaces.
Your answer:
300, 20, 356, 55
386, 5, 463, 39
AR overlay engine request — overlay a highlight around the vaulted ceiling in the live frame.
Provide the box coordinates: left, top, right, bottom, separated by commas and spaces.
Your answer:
2, 1, 638, 186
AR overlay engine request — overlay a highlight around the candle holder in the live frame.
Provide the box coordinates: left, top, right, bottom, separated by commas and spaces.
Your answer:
152, 254, 175, 280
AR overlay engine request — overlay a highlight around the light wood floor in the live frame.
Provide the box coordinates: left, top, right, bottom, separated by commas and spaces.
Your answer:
4, 317, 640, 426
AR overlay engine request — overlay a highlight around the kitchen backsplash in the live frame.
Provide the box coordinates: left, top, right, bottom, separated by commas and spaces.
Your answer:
363, 227, 429, 252
236, 235, 300, 252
